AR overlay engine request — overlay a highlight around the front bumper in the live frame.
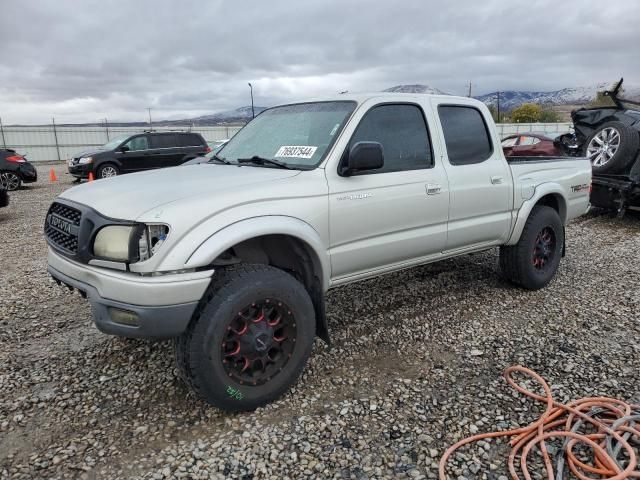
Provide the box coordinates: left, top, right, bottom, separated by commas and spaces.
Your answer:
47, 249, 213, 339
68, 162, 92, 178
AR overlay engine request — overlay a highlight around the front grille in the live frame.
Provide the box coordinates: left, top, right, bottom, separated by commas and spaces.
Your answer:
45, 202, 82, 253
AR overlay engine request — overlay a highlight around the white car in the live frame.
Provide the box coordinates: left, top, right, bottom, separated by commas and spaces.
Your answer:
45, 93, 591, 410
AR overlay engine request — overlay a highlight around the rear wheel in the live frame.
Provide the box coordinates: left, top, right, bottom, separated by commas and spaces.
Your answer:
0, 171, 21, 191
175, 264, 316, 411
585, 121, 639, 174
500, 206, 564, 290
96, 163, 119, 179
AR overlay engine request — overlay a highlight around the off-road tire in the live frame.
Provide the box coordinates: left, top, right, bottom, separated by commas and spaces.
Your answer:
585, 121, 639, 174
175, 264, 316, 411
499, 206, 564, 290
96, 163, 119, 179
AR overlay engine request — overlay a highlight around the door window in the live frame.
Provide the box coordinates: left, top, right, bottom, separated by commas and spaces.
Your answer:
347, 104, 433, 174
438, 106, 493, 165
149, 134, 177, 149
519, 136, 540, 146
124, 135, 149, 151
501, 137, 517, 148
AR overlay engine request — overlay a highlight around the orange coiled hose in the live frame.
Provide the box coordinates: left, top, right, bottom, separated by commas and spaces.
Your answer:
438, 366, 640, 479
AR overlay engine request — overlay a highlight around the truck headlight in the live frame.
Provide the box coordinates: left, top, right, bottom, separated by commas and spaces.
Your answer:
78, 156, 93, 164
93, 225, 134, 261
93, 224, 170, 263
135, 224, 170, 262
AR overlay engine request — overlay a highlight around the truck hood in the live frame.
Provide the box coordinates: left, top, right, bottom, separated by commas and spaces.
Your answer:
59, 164, 301, 219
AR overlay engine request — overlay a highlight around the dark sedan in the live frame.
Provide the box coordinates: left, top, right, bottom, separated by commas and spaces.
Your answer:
0, 149, 38, 191
501, 133, 564, 157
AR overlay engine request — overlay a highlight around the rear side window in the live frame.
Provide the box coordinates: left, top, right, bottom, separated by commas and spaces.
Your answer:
150, 134, 177, 149
438, 106, 493, 165
177, 134, 205, 147
348, 104, 433, 174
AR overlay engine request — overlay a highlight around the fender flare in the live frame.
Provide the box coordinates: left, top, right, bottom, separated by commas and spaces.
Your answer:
95, 156, 123, 172
506, 183, 567, 245
184, 215, 330, 291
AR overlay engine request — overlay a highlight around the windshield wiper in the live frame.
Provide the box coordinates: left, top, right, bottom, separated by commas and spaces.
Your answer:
210, 154, 232, 165
237, 156, 294, 170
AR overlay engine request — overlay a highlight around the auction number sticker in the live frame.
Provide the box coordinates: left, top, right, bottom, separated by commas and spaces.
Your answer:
274, 145, 318, 159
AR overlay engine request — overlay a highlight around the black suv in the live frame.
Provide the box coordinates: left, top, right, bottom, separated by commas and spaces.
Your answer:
68, 131, 210, 179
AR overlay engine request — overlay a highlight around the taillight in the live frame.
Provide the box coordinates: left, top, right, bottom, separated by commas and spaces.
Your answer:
5, 155, 25, 163
205, 146, 212, 153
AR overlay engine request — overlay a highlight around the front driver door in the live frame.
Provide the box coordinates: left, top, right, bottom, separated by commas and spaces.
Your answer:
327, 103, 449, 281
119, 134, 151, 172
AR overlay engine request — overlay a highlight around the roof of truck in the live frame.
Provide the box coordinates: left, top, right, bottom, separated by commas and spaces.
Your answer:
296, 92, 478, 105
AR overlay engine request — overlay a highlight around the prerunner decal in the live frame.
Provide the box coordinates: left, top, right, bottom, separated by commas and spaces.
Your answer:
274, 145, 318, 159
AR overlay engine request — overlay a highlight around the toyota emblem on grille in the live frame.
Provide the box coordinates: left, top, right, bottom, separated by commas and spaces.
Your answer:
47, 214, 76, 235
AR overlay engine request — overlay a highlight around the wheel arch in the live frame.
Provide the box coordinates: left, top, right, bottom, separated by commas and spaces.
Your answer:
507, 186, 567, 246
184, 216, 331, 343
95, 157, 122, 172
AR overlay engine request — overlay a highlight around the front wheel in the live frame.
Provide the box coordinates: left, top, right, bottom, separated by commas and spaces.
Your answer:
0, 171, 22, 191
499, 206, 564, 290
175, 264, 316, 411
96, 163, 119, 179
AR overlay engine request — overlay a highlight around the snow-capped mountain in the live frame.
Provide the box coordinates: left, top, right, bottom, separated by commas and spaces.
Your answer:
188, 106, 267, 124
382, 82, 640, 110
476, 83, 640, 109
383, 84, 449, 95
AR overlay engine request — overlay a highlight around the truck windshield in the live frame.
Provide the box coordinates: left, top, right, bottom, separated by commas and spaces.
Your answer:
216, 101, 356, 169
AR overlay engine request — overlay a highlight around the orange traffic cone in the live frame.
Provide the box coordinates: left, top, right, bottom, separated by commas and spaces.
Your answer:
49, 168, 58, 182
88, 172, 94, 182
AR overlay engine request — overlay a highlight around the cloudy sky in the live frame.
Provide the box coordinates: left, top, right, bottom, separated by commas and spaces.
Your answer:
1, 0, 639, 124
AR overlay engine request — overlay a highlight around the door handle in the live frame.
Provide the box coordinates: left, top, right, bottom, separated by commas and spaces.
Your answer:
491, 176, 504, 185
426, 184, 442, 195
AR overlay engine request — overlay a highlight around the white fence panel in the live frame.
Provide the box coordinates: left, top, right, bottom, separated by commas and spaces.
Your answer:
1, 125, 244, 162
1, 123, 572, 162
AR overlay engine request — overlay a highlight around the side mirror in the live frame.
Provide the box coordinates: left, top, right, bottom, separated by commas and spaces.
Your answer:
119, 145, 130, 153
341, 141, 384, 176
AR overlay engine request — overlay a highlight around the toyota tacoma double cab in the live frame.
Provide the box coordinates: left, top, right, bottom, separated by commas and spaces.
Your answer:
45, 93, 591, 411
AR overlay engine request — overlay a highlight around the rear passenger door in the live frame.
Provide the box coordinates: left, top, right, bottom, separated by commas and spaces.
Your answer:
434, 103, 513, 251
327, 102, 450, 280
148, 134, 179, 168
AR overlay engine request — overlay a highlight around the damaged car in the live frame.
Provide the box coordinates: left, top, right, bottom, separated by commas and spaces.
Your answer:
558, 79, 640, 214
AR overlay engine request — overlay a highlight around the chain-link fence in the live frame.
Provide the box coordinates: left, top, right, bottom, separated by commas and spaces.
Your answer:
0, 123, 244, 162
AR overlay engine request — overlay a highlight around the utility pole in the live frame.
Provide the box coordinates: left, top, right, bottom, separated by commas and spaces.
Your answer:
496, 91, 501, 123
248, 83, 255, 119
0, 117, 6, 149
104, 118, 110, 141
467, 81, 472, 97
52, 117, 61, 161
146, 107, 153, 129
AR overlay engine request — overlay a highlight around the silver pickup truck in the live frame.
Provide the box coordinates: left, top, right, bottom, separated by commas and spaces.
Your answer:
45, 93, 591, 410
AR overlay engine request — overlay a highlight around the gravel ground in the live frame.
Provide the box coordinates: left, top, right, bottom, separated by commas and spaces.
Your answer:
1, 163, 639, 479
